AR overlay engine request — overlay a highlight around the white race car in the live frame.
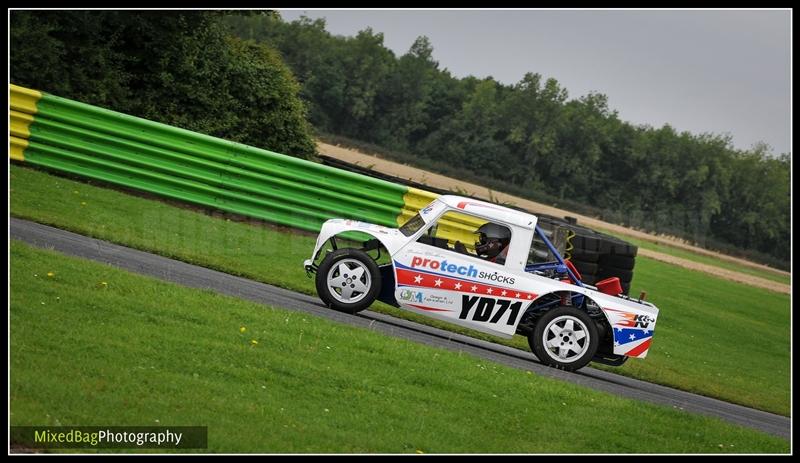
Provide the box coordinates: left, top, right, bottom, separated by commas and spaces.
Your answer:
304, 195, 658, 371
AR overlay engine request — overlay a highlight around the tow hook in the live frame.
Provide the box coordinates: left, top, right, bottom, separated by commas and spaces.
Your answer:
303, 259, 317, 278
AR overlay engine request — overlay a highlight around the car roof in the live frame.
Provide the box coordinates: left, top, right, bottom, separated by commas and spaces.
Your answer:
436, 195, 539, 229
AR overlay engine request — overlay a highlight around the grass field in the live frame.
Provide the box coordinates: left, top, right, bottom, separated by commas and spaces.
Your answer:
613, 258, 790, 414
9, 241, 789, 453
9, 165, 791, 416
600, 231, 790, 286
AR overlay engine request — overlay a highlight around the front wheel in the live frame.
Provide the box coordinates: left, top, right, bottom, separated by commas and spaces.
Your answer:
529, 306, 599, 371
315, 248, 381, 314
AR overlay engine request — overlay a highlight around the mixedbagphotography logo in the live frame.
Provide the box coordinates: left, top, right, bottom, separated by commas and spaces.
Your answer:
11, 426, 207, 449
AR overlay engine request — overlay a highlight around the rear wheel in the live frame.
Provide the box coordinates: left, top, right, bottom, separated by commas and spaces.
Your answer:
529, 306, 599, 371
315, 249, 381, 314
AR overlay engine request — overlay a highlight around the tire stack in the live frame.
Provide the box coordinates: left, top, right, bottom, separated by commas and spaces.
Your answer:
564, 224, 637, 295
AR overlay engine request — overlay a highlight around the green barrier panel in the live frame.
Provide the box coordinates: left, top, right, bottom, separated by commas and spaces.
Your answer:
35, 93, 406, 206
21, 139, 330, 232
11, 85, 413, 233
24, 117, 400, 227
10, 85, 487, 243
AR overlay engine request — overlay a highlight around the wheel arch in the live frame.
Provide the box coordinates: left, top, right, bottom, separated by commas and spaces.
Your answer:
311, 227, 397, 266
517, 289, 615, 354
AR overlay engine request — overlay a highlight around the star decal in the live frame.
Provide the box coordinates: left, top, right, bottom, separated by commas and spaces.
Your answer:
471, 285, 478, 292
629, 334, 636, 340
515, 293, 521, 298
501, 290, 507, 296
414, 275, 423, 284
434, 278, 443, 287
454, 282, 462, 290
486, 288, 493, 294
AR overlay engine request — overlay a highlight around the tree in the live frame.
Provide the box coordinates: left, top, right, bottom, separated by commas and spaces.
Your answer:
10, 10, 317, 158
372, 35, 440, 150
498, 73, 568, 187
224, 14, 791, 265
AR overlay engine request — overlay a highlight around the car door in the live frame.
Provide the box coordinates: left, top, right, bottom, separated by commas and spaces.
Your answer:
392, 209, 535, 338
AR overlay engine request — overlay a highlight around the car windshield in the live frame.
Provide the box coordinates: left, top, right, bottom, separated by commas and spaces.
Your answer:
399, 213, 426, 237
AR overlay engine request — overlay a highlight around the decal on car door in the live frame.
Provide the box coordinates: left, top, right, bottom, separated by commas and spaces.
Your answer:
393, 250, 536, 336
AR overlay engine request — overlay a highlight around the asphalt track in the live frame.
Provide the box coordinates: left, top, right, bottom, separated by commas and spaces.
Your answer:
10, 217, 791, 440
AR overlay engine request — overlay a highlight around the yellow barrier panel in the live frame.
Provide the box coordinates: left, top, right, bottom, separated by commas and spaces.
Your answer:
10, 136, 28, 161
9, 85, 40, 161
10, 84, 42, 114
434, 210, 488, 251
10, 110, 34, 139
397, 187, 438, 225
398, 187, 488, 251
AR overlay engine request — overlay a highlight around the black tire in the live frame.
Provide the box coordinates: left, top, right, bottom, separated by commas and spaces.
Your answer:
315, 248, 381, 314
598, 266, 634, 282
594, 234, 638, 257
572, 234, 601, 252
572, 260, 598, 275
609, 242, 638, 258
529, 306, 599, 372
568, 248, 601, 263
599, 254, 636, 270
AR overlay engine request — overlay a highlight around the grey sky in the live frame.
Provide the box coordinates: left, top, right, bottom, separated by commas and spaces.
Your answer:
279, 9, 791, 155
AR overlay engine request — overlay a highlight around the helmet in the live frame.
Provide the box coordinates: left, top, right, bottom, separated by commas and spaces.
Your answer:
475, 222, 510, 259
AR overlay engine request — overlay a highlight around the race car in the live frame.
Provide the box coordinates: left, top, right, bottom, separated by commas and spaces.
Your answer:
303, 195, 659, 371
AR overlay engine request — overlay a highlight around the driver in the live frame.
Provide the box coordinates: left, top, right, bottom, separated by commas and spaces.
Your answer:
474, 222, 511, 264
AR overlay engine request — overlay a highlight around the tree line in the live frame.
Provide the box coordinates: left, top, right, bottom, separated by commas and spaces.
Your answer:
9, 11, 789, 267
226, 13, 790, 267
10, 10, 317, 159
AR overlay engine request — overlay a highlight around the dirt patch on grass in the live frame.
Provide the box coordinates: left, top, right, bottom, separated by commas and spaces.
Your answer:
319, 141, 790, 295
638, 248, 789, 294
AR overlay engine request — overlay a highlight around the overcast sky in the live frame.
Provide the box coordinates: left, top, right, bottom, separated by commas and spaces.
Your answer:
279, 9, 791, 156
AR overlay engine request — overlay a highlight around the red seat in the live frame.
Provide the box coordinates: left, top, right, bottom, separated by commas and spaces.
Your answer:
596, 277, 623, 296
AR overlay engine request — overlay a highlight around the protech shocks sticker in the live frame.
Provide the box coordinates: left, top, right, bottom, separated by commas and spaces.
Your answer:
409, 256, 516, 285
395, 263, 537, 300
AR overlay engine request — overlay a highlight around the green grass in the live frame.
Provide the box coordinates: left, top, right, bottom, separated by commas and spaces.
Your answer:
599, 258, 790, 415
9, 241, 789, 453
9, 165, 791, 416
597, 230, 790, 286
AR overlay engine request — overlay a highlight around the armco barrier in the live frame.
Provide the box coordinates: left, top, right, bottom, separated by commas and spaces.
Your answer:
10, 84, 411, 233
9, 84, 483, 245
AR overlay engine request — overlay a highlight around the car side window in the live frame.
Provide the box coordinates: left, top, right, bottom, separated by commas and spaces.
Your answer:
417, 211, 511, 264
527, 225, 568, 265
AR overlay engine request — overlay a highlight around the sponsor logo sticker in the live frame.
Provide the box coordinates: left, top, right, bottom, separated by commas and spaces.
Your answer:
410, 256, 516, 285
605, 308, 656, 330
399, 289, 454, 307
